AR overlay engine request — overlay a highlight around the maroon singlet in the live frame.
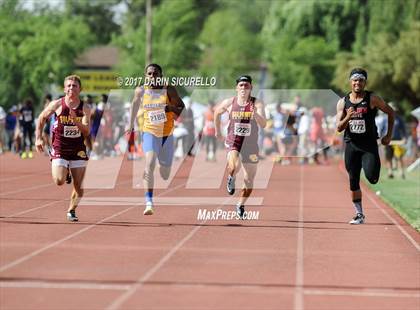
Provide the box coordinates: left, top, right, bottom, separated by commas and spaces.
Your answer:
225, 96, 259, 162
50, 97, 88, 161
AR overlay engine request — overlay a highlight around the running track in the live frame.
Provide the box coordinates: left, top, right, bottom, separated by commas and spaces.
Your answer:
0, 152, 419, 310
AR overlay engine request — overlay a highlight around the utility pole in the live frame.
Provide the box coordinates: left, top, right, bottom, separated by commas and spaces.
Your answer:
145, 0, 152, 65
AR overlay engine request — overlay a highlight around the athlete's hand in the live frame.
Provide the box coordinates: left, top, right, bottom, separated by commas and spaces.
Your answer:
381, 135, 392, 145
346, 107, 356, 119
35, 137, 44, 153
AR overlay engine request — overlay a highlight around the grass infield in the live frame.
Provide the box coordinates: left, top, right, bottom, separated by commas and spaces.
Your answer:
364, 168, 420, 231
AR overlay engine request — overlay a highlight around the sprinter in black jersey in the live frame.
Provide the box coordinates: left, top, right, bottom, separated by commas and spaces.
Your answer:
336, 68, 394, 224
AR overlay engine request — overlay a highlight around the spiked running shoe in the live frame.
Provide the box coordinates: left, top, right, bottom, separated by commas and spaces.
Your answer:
236, 204, 245, 220
349, 213, 365, 225
226, 175, 235, 195
143, 201, 154, 215
67, 210, 79, 222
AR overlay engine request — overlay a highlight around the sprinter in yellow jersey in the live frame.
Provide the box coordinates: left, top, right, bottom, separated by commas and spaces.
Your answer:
128, 64, 185, 215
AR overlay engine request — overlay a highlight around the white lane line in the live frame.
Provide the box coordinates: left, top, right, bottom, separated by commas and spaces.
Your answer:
106, 197, 233, 310
2, 280, 419, 299
294, 165, 305, 310
0, 167, 217, 273
0, 174, 47, 183
80, 196, 264, 206
106, 223, 205, 310
0, 280, 130, 291
304, 289, 420, 298
0, 164, 120, 196
0, 183, 53, 196
337, 164, 420, 252
0, 179, 133, 219
0, 207, 136, 273
2, 242, 284, 254
364, 190, 420, 252
1, 200, 64, 218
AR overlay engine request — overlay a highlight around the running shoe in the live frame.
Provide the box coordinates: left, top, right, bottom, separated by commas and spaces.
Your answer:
65, 169, 72, 184
349, 213, 365, 225
28, 151, 33, 159
236, 204, 245, 220
226, 175, 235, 195
143, 201, 154, 215
21, 152, 27, 159
67, 210, 79, 222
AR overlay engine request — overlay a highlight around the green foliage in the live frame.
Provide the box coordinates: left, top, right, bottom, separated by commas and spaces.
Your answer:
261, 0, 359, 89
1, 0, 419, 114
115, 0, 216, 80
0, 3, 94, 109
365, 168, 420, 231
333, 21, 420, 109
65, 0, 121, 44
198, 9, 262, 87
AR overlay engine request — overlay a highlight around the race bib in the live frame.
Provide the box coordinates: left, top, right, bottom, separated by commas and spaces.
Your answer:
349, 119, 366, 134
148, 109, 167, 124
63, 125, 81, 138
234, 123, 251, 136
23, 111, 32, 122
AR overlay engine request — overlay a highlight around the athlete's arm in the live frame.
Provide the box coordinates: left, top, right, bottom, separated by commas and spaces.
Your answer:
166, 86, 185, 118
69, 103, 90, 138
80, 104, 91, 137
35, 99, 61, 152
371, 95, 394, 145
128, 86, 144, 131
254, 100, 267, 128
214, 98, 232, 138
336, 98, 355, 133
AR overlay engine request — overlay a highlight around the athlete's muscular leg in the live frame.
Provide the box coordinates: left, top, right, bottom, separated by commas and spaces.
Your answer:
362, 148, 381, 184
227, 150, 242, 176
159, 165, 171, 180
344, 142, 363, 210
238, 162, 257, 206
52, 165, 68, 185
144, 151, 157, 192
68, 167, 86, 212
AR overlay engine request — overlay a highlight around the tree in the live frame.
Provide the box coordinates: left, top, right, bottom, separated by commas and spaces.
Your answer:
0, 3, 94, 110
115, 0, 214, 81
198, 9, 262, 87
261, 0, 359, 89
334, 21, 420, 111
65, 0, 121, 45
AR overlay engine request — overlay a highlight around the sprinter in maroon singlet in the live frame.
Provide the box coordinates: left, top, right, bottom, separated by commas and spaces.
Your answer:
35, 75, 91, 222
214, 75, 267, 219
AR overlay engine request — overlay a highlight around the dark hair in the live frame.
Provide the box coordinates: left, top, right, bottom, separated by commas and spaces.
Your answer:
236, 75, 252, 84
349, 68, 368, 80
44, 94, 52, 101
101, 94, 108, 102
24, 98, 33, 106
145, 63, 163, 74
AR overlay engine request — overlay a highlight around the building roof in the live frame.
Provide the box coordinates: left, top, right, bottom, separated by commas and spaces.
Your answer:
74, 46, 119, 69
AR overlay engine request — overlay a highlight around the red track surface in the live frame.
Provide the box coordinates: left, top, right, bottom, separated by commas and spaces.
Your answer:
0, 152, 419, 310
